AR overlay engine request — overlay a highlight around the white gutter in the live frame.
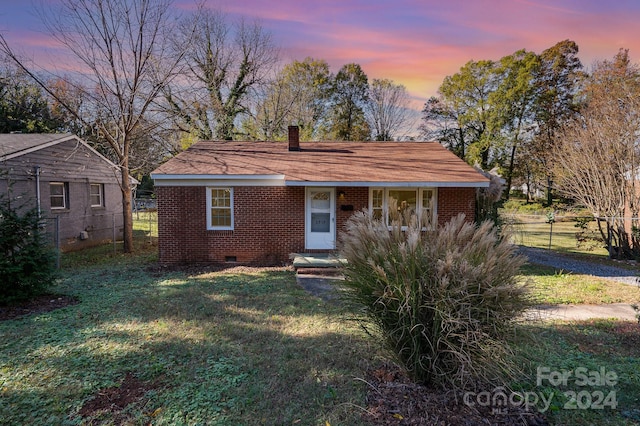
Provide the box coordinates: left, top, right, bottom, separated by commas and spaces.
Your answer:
284, 181, 490, 188
150, 173, 489, 188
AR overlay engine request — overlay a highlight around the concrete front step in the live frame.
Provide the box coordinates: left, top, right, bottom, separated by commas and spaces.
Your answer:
291, 253, 345, 270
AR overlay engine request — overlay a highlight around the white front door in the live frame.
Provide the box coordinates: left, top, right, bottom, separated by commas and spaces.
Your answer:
305, 187, 336, 250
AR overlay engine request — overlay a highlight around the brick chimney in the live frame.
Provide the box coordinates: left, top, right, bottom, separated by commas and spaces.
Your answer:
288, 125, 300, 151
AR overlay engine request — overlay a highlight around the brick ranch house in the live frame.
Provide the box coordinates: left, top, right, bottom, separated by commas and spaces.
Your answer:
151, 127, 489, 265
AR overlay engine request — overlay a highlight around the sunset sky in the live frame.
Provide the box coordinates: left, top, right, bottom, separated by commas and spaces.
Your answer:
1, 0, 640, 107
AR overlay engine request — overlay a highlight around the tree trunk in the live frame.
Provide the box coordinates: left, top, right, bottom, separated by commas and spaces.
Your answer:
505, 141, 518, 201
457, 127, 465, 159
525, 170, 533, 202
546, 175, 553, 206
120, 161, 134, 253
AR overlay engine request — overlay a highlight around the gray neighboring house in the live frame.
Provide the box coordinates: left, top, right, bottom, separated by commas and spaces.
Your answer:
0, 133, 132, 251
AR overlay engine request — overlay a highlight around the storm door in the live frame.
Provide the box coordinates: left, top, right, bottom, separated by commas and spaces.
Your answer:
305, 187, 336, 250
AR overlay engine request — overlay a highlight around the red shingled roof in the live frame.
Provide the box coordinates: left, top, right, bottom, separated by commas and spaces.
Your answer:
151, 141, 489, 187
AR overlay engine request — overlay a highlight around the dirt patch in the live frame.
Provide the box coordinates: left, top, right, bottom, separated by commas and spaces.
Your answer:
362, 364, 549, 426
78, 372, 162, 422
0, 294, 79, 321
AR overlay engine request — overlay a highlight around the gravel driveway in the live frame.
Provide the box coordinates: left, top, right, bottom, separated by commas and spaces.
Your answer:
518, 246, 640, 287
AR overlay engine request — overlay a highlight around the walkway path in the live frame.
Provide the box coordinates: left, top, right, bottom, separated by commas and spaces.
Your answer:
529, 303, 637, 321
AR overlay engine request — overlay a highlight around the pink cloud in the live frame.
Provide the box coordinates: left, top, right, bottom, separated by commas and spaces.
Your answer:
6, 0, 640, 106
9, 32, 65, 50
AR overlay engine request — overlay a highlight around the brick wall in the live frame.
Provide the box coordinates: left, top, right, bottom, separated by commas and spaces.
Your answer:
336, 186, 369, 231
157, 186, 306, 265
437, 187, 476, 225
157, 185, 477, 265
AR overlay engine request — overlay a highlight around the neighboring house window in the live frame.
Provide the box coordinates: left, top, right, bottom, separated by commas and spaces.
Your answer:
369, 188, 437, 228
206, 187, 233, 230
50, 182, 68, 209
90, 183, 104, 207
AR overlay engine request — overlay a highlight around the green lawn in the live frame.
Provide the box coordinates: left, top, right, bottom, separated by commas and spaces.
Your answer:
133, 210, 158, 240
1, 255, 375, 425
1, 241, 639, 424
511, 320, 640, 425
521, 263, 640, 305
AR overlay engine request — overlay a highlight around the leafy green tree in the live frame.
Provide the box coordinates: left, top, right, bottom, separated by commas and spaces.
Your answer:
419, 96, 467, 157
489, 50, 540, 198
424, 60, 498, 168
531, 40, 583, 203
243, 57, 331, 141
0, 64, 59, 133
422, 41, 583, 201
280, 58, 333, 140
329, 63, 370, 141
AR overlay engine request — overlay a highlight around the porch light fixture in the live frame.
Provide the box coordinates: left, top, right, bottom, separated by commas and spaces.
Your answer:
338, 190, 346, 199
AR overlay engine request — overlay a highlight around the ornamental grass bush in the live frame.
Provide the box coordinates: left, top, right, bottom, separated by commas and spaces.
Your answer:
339, 211, 531, 390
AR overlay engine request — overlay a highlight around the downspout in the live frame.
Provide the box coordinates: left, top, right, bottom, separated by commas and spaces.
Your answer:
35, 166, 41, 219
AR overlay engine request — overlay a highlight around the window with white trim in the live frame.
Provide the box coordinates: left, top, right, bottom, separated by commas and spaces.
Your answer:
50, 182, 68, 210
371, 188, 383, 220
90, 183, 104, 207
207, 187, 233, 230
369, 188, 437, 228
422, 189, 435, 225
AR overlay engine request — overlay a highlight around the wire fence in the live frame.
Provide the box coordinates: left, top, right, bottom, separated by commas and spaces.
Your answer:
41, 212, 121, 268
41, 216, 62, 269
42, 201, 158, 268
133, 209, 158, 244
501, 213, 616, 256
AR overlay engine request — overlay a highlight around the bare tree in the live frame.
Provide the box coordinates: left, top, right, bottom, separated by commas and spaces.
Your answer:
242, 76, 297, 141
553, 50, 640, 258
162, 6, 279, 141
0, 0, 188, 253
365, 78, 413, 141
242, 57, 332, 141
